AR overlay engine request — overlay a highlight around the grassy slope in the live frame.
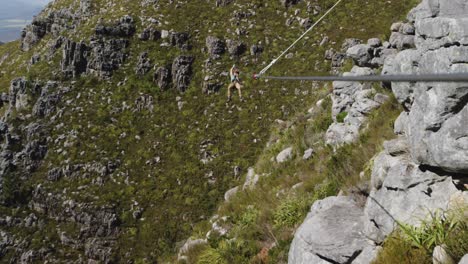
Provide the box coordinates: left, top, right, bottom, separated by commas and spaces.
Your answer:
0, 0, 418, 262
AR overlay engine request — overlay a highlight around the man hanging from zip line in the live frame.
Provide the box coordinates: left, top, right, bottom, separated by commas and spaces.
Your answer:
227, 64, 243, 102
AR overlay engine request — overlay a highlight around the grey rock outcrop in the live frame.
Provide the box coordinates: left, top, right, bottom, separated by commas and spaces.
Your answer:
384, 0, 468, 173
61, 39, 88, 78
226, 39, 246, 57
169, 32, 190, 50
80, 0, 92, 16
346, 44, 372, 67
363, 139, 459, 243
289, 196, 373, 264
139, 28, 161, 41
206, 36, 225, 57
87, 38, 129, 78
33, 82, 61, 117
325, 66, 386, 146
154, 66, 171, 90
95, 15, 135, 37
172, 56, 194, 92
135, 52, 152, 75
21, 17, 49, 51
21, 9, 77, 51
291, 1, 468, 263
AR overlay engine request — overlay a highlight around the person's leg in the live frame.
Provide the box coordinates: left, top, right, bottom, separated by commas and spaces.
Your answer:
235, 83, 242, 98
227, 83, 234, 100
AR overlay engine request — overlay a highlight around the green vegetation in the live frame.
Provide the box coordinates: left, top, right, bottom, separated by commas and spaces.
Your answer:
183, 93, 402, 263
336, 111, 348, 123
375, 208, 468, 264
0, 0, 418, 262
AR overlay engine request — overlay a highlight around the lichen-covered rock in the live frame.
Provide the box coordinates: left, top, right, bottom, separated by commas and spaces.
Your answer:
206, 36, 225, 57
139, 28, 161, 41
363, 139, 459, 243
61, 39, 88, 78
226, 39, 246, 56
135, 52, 152, 75
384, 1, 468, 173
172, 56, 194, 92
154, 66, 171, 90
33, 82, 61, 117
169, 32, 190, 50
289, 196, 372, 264
346, 44, 372, 67
325, 66, 385, 146
21, 17, 49, 51
87, 38, 129, 78
95, 15, 135, 37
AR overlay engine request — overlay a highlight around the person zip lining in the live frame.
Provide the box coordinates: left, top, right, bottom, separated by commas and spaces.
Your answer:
227, 64, 243, 102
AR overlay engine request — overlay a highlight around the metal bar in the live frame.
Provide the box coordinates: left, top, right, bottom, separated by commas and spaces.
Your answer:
256, 73, 468, 82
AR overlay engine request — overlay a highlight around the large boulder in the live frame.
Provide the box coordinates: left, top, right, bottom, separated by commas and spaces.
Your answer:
135, 52, 152, 75
169, 32, 190, 50
95, 15, 135, 37
289, 196, 373, 264
61, 39, 89, 78
206, 36, 225, 57
226, 39, 246, 56
87, 38, 129, 78
172, 56, 194, 92
154, 66, 171, 90
363, 138, 459, 243
346, 44, 372, 67
384, 0, 468, 173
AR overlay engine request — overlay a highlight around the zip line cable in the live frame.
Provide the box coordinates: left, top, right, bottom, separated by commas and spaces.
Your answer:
252, 0, 468, 83
256, 0, 345, 77
256, 73, 468, 82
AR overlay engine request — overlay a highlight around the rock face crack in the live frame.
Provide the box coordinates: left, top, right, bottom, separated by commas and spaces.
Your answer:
422, 187, 433, 197
344, 250, 363, 264
316, 253, 340, 264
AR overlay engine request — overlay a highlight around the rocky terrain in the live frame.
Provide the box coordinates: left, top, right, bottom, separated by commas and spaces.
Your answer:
1, 0, 465, 263
290, 1, 468, 263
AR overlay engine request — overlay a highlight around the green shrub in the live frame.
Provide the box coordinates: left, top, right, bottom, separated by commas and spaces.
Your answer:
336, 111, 348, 123
398, 210, 465, 254
238, 206, 260, 227
273, 195, 312, 229
197, 248, 226, 264
373, 232, 431, 264
376, 208, 468, 263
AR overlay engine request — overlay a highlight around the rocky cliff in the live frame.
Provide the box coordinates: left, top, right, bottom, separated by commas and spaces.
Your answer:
289, 0, 468, 263
0, 0, 444, 263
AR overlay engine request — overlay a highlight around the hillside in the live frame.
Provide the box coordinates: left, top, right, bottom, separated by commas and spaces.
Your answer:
0, 0, 456, 263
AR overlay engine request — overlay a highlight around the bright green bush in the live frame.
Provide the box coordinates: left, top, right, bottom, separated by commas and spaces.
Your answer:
273, 195, 312, 229
336, 111, 348, 123
197, 248, 226, 264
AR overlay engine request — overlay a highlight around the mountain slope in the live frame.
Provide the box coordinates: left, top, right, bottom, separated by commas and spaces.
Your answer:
0, 0, 418, 262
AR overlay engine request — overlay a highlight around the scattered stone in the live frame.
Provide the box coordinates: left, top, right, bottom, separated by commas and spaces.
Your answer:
433, 245, 456, 264
224, 186, 239, 202
302, 148, 314, 160
276, 147, 293, 163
